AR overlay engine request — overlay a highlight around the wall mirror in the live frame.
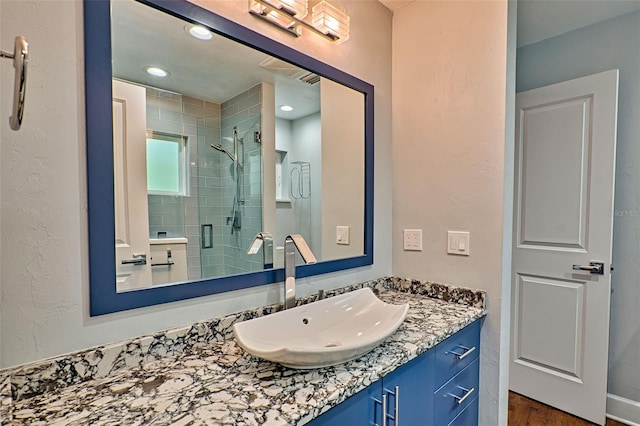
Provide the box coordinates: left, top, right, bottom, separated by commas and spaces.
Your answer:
85, 0, 374, 315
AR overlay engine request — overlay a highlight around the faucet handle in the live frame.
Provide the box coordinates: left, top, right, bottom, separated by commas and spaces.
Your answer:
286, 234, 317, 264
248, 232, 272, 254
248, 232, 274, 269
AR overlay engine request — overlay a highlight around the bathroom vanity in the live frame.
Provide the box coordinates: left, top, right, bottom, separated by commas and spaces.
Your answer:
309, 320, 480, 425
0, 277, 486, 425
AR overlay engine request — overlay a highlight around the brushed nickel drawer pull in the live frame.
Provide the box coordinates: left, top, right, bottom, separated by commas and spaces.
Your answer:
449, 386, 475, 405
383, 385, 399, 424
450, 345, 476, 360
373, 394, 387, 426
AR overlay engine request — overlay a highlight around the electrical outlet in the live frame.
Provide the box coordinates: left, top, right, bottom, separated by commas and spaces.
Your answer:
403, 229, 422, 251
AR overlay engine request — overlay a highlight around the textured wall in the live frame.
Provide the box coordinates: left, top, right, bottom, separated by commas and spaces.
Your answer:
0, 0, 393, 368
516, 10, 640, 409
391, 1, 510, 425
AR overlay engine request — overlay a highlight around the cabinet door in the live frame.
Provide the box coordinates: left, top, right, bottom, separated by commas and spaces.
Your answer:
383, 350, 435, 426
307, 379, 383, 426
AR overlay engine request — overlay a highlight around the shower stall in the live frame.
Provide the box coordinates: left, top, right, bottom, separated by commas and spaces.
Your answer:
195, 84, 264, 279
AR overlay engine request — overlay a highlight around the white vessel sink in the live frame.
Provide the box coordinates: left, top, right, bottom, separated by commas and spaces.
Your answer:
232, 287, 409, 369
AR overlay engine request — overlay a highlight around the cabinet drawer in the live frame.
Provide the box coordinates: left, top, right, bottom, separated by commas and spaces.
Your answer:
434, 320, 480, 389
448, 396, 478, 426
433, 358, 479, 426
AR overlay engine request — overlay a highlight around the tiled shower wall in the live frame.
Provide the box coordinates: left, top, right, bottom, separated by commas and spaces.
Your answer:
213, 84, 264, 276
146, 89, 222, 281
195, 113, 224, 278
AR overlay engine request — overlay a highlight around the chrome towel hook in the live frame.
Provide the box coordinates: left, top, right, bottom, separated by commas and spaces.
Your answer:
0, 36, 28, 131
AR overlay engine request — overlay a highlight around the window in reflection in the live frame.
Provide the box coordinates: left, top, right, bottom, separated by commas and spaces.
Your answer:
146, 131, 188, 196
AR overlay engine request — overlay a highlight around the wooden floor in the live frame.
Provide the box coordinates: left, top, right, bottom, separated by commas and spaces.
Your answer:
508, 392, 627, 426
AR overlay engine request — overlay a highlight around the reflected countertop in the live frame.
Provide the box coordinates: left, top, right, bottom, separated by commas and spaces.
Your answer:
1, 277, 486, 425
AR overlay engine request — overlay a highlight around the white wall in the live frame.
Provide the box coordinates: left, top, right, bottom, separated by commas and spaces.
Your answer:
320, 78, 364, 261
274, 114, 323, 264
516, 10, 640, 413
0, 0, 392, 368
291, 113, 322, 256
275, 117, 293, 267
392, 1, 509, 425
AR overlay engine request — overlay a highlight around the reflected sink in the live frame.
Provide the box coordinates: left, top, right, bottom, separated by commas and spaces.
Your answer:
232, 287, 409, 369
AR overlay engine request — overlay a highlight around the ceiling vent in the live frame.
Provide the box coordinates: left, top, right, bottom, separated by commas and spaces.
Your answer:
299, 72, 321, 85
259, 57, 321, 84
259, 57, 307, 78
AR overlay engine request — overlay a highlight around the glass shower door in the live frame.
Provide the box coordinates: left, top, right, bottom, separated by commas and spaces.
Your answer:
196, 85, 263, 279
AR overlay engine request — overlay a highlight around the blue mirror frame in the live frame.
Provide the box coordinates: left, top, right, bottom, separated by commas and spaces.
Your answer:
84, 0, 374, 316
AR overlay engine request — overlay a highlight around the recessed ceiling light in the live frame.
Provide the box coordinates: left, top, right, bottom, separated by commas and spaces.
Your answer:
146, 66, 169, 77
186, 25, 213, 40
280, 105, 294, 112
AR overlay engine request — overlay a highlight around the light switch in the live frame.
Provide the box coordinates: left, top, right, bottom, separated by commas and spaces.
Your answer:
447, 231, 470, 256
336, 226, 350, 245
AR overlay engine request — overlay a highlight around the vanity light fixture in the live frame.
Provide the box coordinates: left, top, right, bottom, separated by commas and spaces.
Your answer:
249, 0, 349, 42
186, 24, 213, 40
146, 66, 169, 77
280, 0, 308, 19
250, 0, 301, 36
279, 105, 294, 112
312, 0, 350, 43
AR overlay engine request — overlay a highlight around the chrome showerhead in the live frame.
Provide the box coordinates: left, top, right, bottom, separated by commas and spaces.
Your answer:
211, 143, 236, 162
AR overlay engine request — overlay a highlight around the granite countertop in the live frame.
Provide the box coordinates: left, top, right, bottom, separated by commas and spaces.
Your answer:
0, 277, 486, 426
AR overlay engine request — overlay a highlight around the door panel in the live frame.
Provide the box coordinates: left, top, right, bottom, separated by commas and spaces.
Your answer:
510, 69, 618, 425
113, 80, 152, 290
514, 274, 585, 379
519, 97, 592, 249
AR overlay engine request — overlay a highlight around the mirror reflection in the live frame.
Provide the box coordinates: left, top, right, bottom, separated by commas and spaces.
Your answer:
111, 0, 364, 292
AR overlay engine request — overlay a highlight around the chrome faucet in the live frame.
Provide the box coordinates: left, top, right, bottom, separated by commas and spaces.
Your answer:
247, 232, 274, 269
284, 234, 316, 309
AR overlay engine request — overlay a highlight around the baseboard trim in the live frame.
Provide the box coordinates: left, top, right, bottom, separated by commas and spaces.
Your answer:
607, 393, 640, 426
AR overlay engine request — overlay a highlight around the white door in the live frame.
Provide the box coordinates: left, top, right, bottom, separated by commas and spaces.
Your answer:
510, 70, 618, 425
112, 79, 152, 291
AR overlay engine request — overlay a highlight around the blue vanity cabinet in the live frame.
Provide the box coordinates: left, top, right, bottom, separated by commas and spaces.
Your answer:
308, 319, 481, 426
307, 350, 434, 426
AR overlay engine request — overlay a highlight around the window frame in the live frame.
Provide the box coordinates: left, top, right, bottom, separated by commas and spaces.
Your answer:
145, 130, 190, 197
